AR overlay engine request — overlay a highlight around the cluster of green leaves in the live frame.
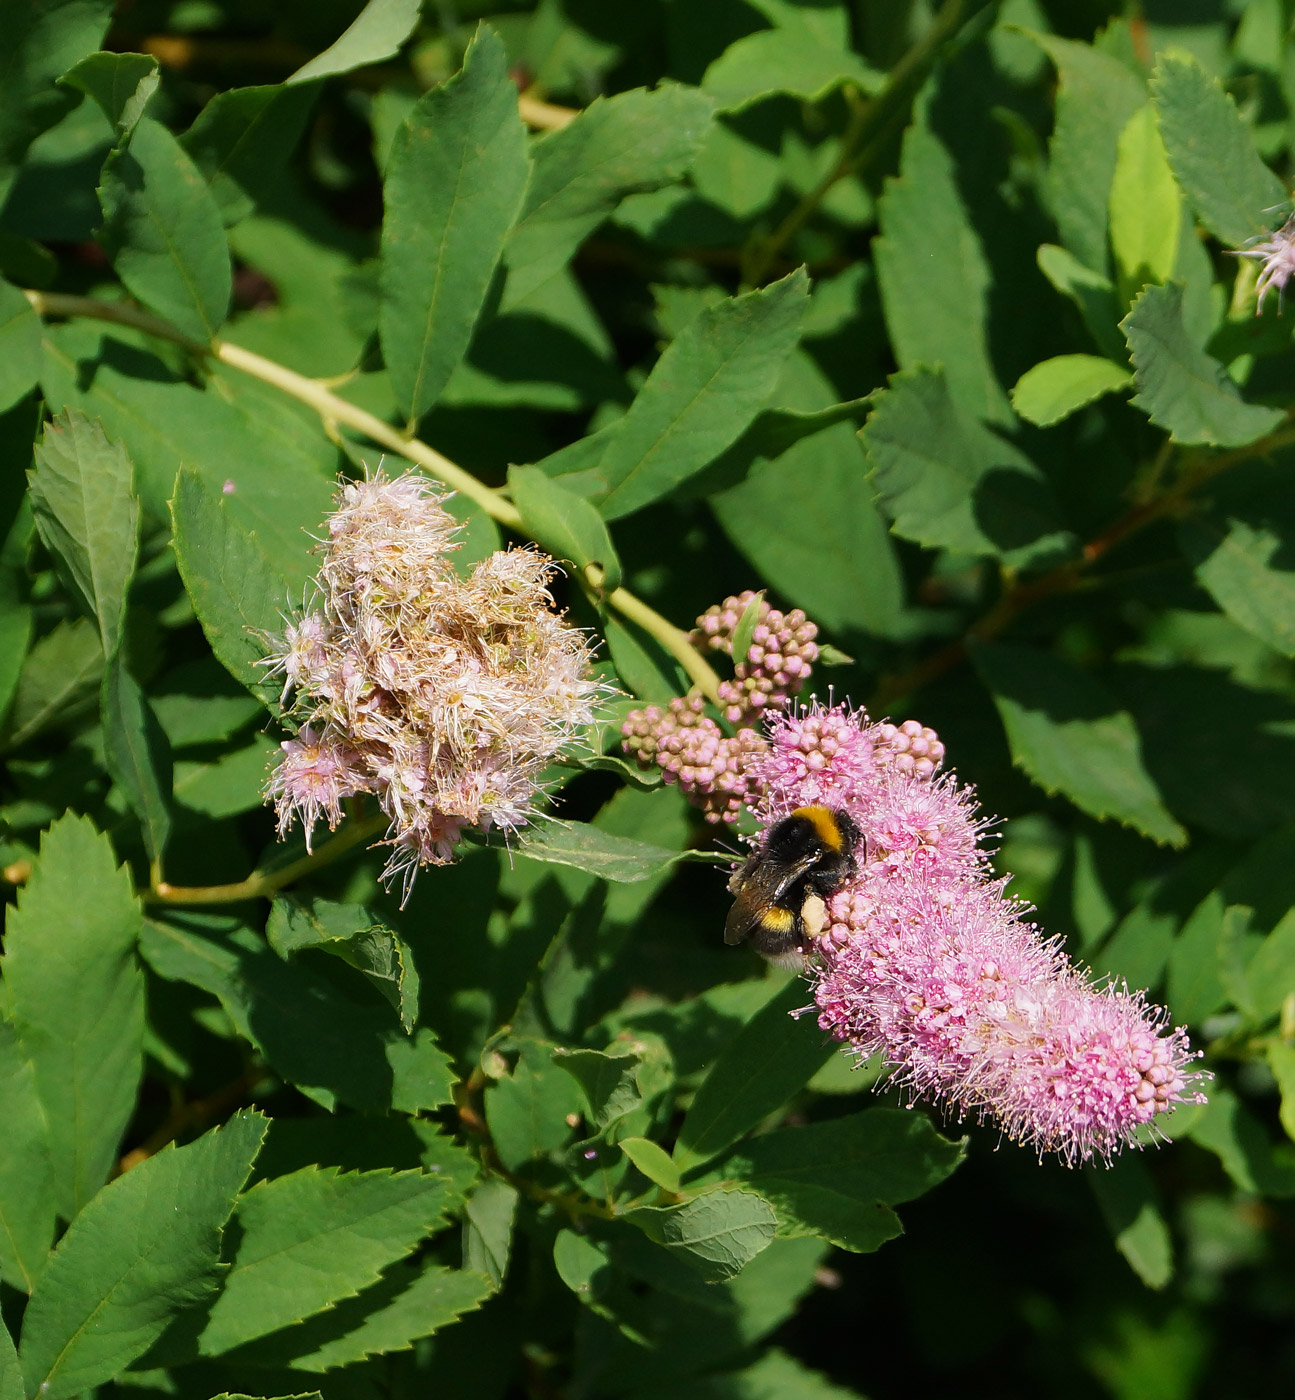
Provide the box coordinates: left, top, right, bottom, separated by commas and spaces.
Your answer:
3, 1, 1295, 1397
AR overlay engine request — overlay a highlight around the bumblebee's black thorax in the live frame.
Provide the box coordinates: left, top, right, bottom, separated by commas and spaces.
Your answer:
724, 805, 861, 964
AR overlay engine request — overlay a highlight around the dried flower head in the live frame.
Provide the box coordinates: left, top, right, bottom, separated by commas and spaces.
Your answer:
745, 701, 1207, 1165
264, 469, 608, 892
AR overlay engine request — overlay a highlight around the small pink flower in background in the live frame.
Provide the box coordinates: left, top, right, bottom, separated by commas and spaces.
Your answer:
1231, 212, 1295, 313
264, 469, 609, 893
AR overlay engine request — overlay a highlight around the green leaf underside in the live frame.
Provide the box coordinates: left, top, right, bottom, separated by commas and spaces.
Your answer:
970, 641, 1186, 846
17, 1112, 267, 1400
1151, 53, 1288, 247
674, 980, 837, 1173
1, 813, 144, 1218
506, 822, 721, 882
379, 25, 530, 424
629, 1189, 778, 1282
1011, 354, 1132, 426
1122, 282, 1284, 447
288, 0, 424, 84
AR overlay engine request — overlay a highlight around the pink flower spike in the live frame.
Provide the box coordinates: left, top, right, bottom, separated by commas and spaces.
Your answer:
1231, 212, 1295, 313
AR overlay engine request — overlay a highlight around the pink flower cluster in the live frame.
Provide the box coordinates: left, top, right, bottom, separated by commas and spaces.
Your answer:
749, 702, 1206, 1165
1232, 212, 1295, 313
264, 470, 606, 893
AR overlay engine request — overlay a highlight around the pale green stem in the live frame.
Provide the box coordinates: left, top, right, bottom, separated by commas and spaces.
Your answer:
25, 289, 723, 705
148, 813, 388, 906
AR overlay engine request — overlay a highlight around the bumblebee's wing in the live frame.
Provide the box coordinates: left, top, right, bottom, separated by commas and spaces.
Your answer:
723, 848, 818, 945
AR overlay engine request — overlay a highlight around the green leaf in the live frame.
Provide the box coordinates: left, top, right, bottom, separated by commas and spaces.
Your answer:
288, 0, 424, 84
61, 51, 159, 139
505, 84, 714, 308
28, 410, 137, 657
379, 25, 530, 424
510, 821, 718, 883
554, 1228, 613, 1305
1, 616, 102, 749
0, 1322, 19, 1400
1167, 892, 1229, 1026
234, 1260, 493, 1372
715, 1108, 964, 1254
0, 1019, 55, 1292
508, 465, 622, 592
1010, 354, 1132, 427
180, 84, 320, 225
1267, 1041, 1295, 1142
17, 1112, 266, 1400
701, 31, 880, 111
267, 897, 420, 1033
1244, 906, 1295, 1023
970, 641, 1186, 846
462, 1178, 517, 1290
169, 466, 289, 701
1028, 32, 1147, 277
1188, 1086, 1295, 1196
141, 916, 455, 1114
2, 813, 143, 1218
171, 734, 275, 819
1180, 515, 1295, 658
1151, 52, 1288, 246
629, 1189, 777, 1283
98, 117, 232, 343
0, 279, 41, 413
709, 386, 903, 638
1108, 103, 1180, 297
1036, 243, 1125, 360
484, 1037, 583, 1172
40, 321, 336, 547
861, 367, 1073, 567
874, 122, 1011, 425
194, 1164, 456, 1356
620, 1137, 681, 1194
730, 590, 765, 666
0, 0, 113, 204
674, 980, 836, 1174
552, 1043, 644, 1132
1089, 1156, 1174, 1289
1122, 282, 1284, 447
591, 270, 809, 519
101, 660, 173, 861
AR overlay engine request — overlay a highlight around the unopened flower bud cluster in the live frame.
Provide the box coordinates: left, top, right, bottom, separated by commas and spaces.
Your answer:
622, 592, 821, 821
694, 591, 820, 724
264, 471, 605, 892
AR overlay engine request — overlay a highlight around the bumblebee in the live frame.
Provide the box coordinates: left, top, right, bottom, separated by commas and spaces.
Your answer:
724, 805, 862, 966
